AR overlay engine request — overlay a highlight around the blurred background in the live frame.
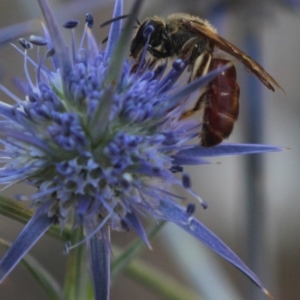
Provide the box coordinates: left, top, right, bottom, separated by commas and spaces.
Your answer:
0, 0, 299, 299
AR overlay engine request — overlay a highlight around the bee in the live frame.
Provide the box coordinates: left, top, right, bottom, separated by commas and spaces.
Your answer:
130, 13, 282, 147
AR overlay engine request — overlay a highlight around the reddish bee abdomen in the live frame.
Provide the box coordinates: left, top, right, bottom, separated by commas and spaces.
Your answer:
200, 58, 240, 147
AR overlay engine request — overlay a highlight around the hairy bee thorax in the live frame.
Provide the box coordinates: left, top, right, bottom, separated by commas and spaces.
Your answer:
167, 13, 217, 34
163, 14, 217, 61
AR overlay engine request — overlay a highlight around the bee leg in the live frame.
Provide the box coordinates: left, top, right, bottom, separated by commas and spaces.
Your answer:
147, 46, 172, 58
149, 58, 159, 69
131, 46, 171, 73
177, 36, 212, 81
180, 52, 212, 119
178, 37, 199, 61
180, 93, 206, 119
190, 51, 212, 81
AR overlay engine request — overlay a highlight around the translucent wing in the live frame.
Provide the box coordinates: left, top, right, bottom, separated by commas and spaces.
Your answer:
184, 20, 283, 92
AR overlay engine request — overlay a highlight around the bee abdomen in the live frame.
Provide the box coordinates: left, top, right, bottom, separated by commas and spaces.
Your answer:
200, 59, 240, 147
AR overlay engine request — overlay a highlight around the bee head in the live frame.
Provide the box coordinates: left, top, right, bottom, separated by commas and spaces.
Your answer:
130, 17, 168, 58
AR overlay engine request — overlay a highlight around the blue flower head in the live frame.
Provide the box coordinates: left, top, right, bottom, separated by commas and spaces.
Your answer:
0, 0, 280, 299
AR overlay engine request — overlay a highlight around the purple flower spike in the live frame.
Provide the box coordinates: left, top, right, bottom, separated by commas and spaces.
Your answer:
88, 229, 110, 300
157, 200, 272, 295
0, 210, 56, 282
0, 0, 281, 298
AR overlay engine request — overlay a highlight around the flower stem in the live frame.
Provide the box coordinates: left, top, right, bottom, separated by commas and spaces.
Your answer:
63, 227, 89, 300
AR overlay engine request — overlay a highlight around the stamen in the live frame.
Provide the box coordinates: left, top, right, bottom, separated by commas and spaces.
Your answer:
64, 212, 112, 253
63, 20, 79, 29
182, 172, 191, 188
63, 241, 72, 255
86, 13, 94, 28
143, 25, 154, 38
46, 48, 55, 57
135, 25, 154, 74
18, 38, 32, 50
78, 13, 93, 54
186, 203, 196, 216
10, 43, 40, 70
153, 61, 168, 81
41, 21, 58, 70
158, 59, 186, 93
195, 194, 208, 209
176, 178, 208, 209
0, 84, 22, 103
20, 41, 35, 90
170, 165, 183, 173
29, 36, 47, 64
29, 35, 48, 46
62, 21, 79, 63
37, 49, 54, 83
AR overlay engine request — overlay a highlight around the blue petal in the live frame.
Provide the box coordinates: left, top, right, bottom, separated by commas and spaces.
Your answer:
171, 155, 211, 165
37, 0, 72, 86
125, 212, 151, 249
88, 230, 110, 300
88, 88, 114, 144
157, 200, 269, 294
157, 65, 228, 116
3, 129, 54, 156
177, 143, 283, 157
105, 0, 123, 59
104, 0, 143, 85
0, 102, 19, 121
0, 211, 55, 283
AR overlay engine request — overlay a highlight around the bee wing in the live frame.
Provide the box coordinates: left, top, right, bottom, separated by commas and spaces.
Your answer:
185, 20, 283, 92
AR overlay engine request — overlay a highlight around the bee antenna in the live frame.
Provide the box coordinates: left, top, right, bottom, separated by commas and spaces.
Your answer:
135, 18, 141, 26
100, 14, 130, 28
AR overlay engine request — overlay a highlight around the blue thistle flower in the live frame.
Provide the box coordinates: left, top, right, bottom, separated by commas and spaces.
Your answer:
0, 0, 281, 299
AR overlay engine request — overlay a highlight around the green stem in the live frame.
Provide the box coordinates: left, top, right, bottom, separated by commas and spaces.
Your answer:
63, 228, 89, 300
